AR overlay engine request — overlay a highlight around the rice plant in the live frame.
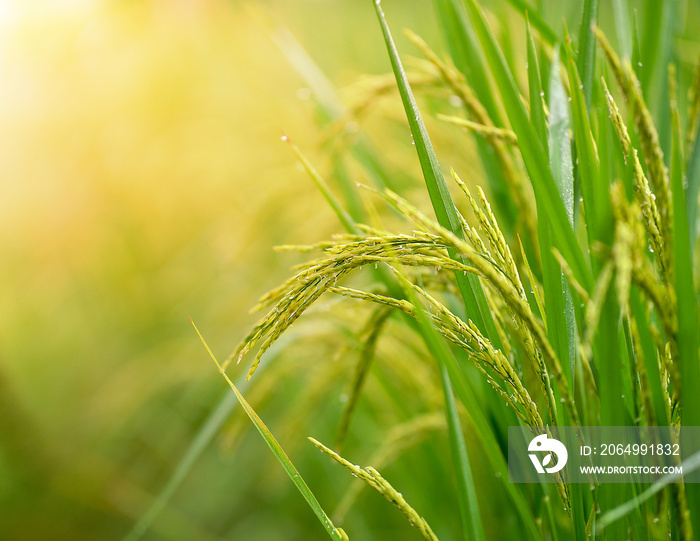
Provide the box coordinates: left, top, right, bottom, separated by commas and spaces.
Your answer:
189, 0, 700, 539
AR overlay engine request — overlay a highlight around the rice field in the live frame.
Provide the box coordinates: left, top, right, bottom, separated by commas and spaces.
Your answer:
3, 1, 700, 540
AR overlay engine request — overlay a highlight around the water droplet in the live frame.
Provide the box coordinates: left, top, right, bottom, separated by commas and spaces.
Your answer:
448, 95, 463, 108
296, 87, 312, 101
540, 91, 545, 97
281, 135, 288, 142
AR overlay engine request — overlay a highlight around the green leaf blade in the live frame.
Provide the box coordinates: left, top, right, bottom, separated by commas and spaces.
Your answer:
462, 0, 593, 293
576, 0, 599, 108
545, 46, 577, 384
440, 364, 486, 541
671, 99, 700, 536
526, 21, 547, 149
192, 320, 347, 541
372, 0, 501, 347
501, 0, 558, 45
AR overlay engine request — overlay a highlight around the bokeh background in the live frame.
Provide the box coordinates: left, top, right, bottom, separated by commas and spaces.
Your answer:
0, 0, 657, 539
0, 1, 443, 538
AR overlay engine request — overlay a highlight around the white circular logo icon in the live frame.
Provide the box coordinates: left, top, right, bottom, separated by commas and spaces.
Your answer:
528, 434, 568, 474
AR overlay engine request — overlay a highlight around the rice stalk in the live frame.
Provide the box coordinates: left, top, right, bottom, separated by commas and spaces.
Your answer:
596, 26, 674, 275
309, 437, 439, 541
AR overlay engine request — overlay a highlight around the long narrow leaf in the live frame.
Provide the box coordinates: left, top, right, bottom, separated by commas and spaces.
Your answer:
501, 0, 558, 45
576, 0, 599, 108
403, 275, 486, 541
546, 46, 577, 384
439, 364, 486, 541
372, 0, 501, 346
526, 21, 547, 150
562, 39, 610, 244
192, 320, 348, 541
284, 135, 358, 234
548, 47, 575, 225
639, 0, 674, 155
611, 0, 632, 59
671, 94, 700, 536
686, 128, 700, 256
463, 0, 593, 292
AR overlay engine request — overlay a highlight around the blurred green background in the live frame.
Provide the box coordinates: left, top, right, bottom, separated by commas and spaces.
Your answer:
2, 1, 692, 539
0, 1, 446, 538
